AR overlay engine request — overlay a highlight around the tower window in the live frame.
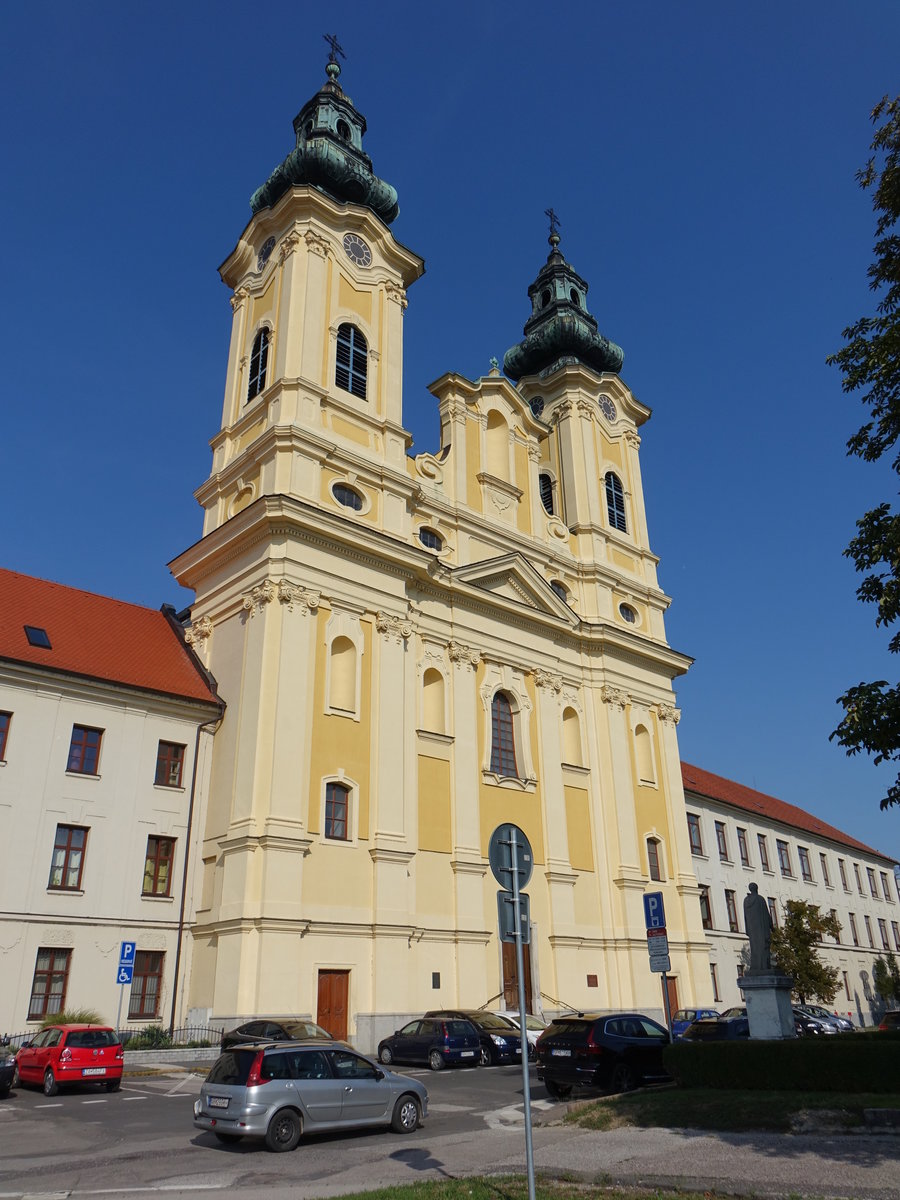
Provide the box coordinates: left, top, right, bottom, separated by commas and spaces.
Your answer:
570, 289, 580, 306
605, 472, 627, 533
418, 528, 443, 551
618, 603, 636, 624
538, 473, 554, 515
490, 692, 518, 777
647, 837, 663, 882
325, 782, 350, 840
550, 580, 567, 602
247, 328, 270, 401
333, 483, 363, 511
335, 323, 368, 400
540, 288, 552, 308
336, 119, 351, 142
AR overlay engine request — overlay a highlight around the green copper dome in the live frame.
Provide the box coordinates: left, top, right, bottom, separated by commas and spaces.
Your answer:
250, 56, 399, 224
503, 231, 624, 382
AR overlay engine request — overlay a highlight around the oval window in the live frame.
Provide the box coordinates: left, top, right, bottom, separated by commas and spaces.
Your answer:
337, 119, 351, 141
333, 483, 363, 511
550, 580, 567, 602
570, 288, 580, 306
418, 528, 443, 551
540, 288, 552, 308
619, 603, 636, 624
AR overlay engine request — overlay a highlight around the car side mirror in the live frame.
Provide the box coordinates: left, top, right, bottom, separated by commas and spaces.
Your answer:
375, 1068, 385, 1081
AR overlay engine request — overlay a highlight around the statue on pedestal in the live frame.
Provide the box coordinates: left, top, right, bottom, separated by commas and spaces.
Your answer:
743, 882, 773, 974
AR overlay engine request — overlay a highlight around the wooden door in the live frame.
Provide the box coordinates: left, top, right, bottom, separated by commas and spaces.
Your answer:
501, 941, 533, 1012
664, 975, 679, 1021
316, 969, 349, 1040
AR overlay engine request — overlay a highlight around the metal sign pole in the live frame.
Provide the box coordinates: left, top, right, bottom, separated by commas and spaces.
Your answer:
509, 828, 536, 1200
660, 973, 673, 1037
116, 984, 124, 1037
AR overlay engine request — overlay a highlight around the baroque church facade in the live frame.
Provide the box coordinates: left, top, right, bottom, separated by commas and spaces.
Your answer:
169, 55, 713, 1046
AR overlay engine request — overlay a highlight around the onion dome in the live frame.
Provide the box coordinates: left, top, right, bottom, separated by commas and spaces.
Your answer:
503, 222, 624, 381
249, 46, 399, 224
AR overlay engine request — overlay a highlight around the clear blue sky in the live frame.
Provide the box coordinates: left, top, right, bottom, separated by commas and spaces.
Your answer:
3, 2, 899, 860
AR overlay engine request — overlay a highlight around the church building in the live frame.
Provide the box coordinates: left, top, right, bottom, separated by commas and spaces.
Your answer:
169, 52, 713, 1049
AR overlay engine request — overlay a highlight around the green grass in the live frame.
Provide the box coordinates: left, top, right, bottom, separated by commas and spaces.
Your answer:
317, 1182, 775, 1200
564, 1086, 900, 1133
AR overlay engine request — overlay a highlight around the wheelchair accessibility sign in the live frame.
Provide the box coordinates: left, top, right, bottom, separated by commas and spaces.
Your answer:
117, 941, 136, 984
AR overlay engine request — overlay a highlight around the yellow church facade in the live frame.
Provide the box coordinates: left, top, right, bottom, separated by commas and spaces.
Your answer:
170, 56, 712, 1048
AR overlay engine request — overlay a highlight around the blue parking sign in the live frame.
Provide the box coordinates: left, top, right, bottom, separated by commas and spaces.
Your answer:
119, 941, 136, 965
643, 891, 666, 930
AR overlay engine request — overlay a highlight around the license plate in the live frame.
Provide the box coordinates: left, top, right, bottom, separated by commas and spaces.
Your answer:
460, 1051, 475, 1057
209, 1096, 230, 1109
551, 1049, 571, 1057
82, 1067, 106, 1076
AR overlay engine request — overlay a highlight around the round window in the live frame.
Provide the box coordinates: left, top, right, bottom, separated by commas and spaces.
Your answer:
550, 581, 568, 602
619, 603, 637, 624
333, 483, 363, 511
418, 528, 443, 551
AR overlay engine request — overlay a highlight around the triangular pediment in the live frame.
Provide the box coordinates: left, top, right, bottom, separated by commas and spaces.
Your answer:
452, 553, 577, 624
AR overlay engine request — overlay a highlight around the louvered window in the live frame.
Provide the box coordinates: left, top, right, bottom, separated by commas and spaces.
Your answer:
335, 323, 367, 399
247, 328, 269, 401
604, 472, 627, 532
490, 692, 517, 777
538, 473, 554, 515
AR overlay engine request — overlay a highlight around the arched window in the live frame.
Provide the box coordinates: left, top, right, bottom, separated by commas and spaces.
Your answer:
562, 706, 582, 766
647, 837, 663, 882
538, 473, 554, 515
422, 668, 445, 733
635, 724, 655, 784
329, 637, 357, 713
490, 692, 517, 776
335, 323, 367, 399
485, 411, 508, 479
325, 781, 350, 840
605, 472, 627, 533
247, 328, 270, 401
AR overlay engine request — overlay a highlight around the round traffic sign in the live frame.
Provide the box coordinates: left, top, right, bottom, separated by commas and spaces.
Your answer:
488, 823, 533, 889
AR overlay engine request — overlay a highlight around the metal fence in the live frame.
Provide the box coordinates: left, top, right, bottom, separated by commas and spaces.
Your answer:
1, 1024, 223, 1050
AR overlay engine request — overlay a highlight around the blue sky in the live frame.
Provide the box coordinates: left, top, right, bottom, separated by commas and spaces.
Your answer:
3, 2, 899, 859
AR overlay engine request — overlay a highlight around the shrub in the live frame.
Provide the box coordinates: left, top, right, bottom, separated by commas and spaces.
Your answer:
665, 1035, 900, 1092
126, 1025, 173, 1050
41, 1008, 104, 1028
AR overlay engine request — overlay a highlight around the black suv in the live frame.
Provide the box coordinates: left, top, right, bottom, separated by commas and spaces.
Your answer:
536, 1012, 670, 1098
424, 1009, 523, 1066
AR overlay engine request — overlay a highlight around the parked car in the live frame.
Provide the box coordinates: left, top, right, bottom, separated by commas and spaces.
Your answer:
495, 1010, 548, 1056
792, 1007, 838, 1036
424, 1009, 523, 1066
0, 1041, 16, 1098
377, 1016, 480, 1070
796, 1004, 854, 1033
193, 1040, 427, 1152
877, 1010, 900, 1031
221, 1019, 334, 1052
671, 1008, 720, 1039
16, 1025, 123, 1095
535, 1012, 670, 1098
720, 1005, 805, 1037
681, 1015, 750, 1042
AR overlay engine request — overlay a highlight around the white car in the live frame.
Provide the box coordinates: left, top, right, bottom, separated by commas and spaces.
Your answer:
495, 1011, 547, 1055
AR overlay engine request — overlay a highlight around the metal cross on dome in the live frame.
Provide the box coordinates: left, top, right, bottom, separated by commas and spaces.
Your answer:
324, 33, 346, 64
544, 207, 561, 239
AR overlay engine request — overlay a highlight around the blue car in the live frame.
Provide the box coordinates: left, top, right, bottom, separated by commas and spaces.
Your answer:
377, 1016, 480, 1071
671, 1008, 720, 1039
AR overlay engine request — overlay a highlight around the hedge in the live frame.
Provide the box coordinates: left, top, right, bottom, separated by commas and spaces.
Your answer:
664, 1033, 900, 1092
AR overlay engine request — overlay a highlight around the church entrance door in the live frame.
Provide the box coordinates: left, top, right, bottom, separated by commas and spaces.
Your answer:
501, 941, 533, 1012
316, 969, 349, 1040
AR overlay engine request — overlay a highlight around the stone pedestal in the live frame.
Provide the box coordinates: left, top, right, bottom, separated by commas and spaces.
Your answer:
737, 973, 797, 1040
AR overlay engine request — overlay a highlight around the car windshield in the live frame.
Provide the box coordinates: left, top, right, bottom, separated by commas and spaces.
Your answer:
471, 1014, 514, 1031
283, 1021, 331, 1039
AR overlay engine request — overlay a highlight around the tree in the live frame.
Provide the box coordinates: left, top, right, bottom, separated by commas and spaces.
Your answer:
827, 95, 900, 809
872, 952, 900, 1007
769, 900, 841, 1005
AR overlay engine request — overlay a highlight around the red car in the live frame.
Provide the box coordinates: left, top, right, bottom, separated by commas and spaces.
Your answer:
16, 1025, 124, 1095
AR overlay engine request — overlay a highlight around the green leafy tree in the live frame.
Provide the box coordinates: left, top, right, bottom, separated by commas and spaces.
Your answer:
770, 900, 841, 1005
872, 952, 900, 1006
828, 95, 900, 809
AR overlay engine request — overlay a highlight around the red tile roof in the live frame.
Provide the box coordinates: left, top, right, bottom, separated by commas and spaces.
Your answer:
0, 568, 218, 705
681, 761, 896, 865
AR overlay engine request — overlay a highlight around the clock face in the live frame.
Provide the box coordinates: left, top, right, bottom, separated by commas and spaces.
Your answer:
343, 233, 372, 267
257, 237, 276, 272
599, 394, 617, 422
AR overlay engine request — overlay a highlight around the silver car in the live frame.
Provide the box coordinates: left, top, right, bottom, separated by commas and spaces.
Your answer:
193, 1041, 428, 1152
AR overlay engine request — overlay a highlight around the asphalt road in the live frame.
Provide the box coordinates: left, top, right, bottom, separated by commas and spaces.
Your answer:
1, 1064, 899, 1200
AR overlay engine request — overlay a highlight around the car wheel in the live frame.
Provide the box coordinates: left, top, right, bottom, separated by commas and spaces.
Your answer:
214, 1132, 241, 1145
609, 1062, 636, 1094
544, 1079, 573, 1100
478, 1045, 492, 1067
43, 1068, 58, 1097
428, 1049, 444, 1071
391, 1094, 421, 1133
11, 1064, 18, 1089
105, 1078, 121, 1092
264, 1108, 302, 1153
379, 1045, 393, 1065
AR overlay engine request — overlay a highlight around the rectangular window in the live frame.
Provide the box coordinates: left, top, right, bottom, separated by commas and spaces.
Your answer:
864, 915, 874, 947
28, 947, 71, 1019
881, 872, 893, 903
867, 867, 878, 898
128, 951, 164, 1019
699, 887, 713, 930
849, 912, 859, 946
820, 854, 831, 887
67, 725, 102, 774
843, 970, 850, 1001
768, 897, 779, 928
798, 847, 813, 882
892, 921, 900, 952
154, 741, 186, 788
757, 834, 770, 872
737, 827, 750, 867
647, 838, 662, 882
854, 863, 864, 895
831, 909, 840, 942
0, 711, 10, 759
142, 837, 175, 897
838, 858, 849, 890
715, 821, 730, 862
725, 889, 739, 933
776, 839, 792, 877
878, 918, 890, 950
325, 781, 350, 841
687, 813, 703, 856
48, 825, 87, 890
710, 963, 720, 1003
